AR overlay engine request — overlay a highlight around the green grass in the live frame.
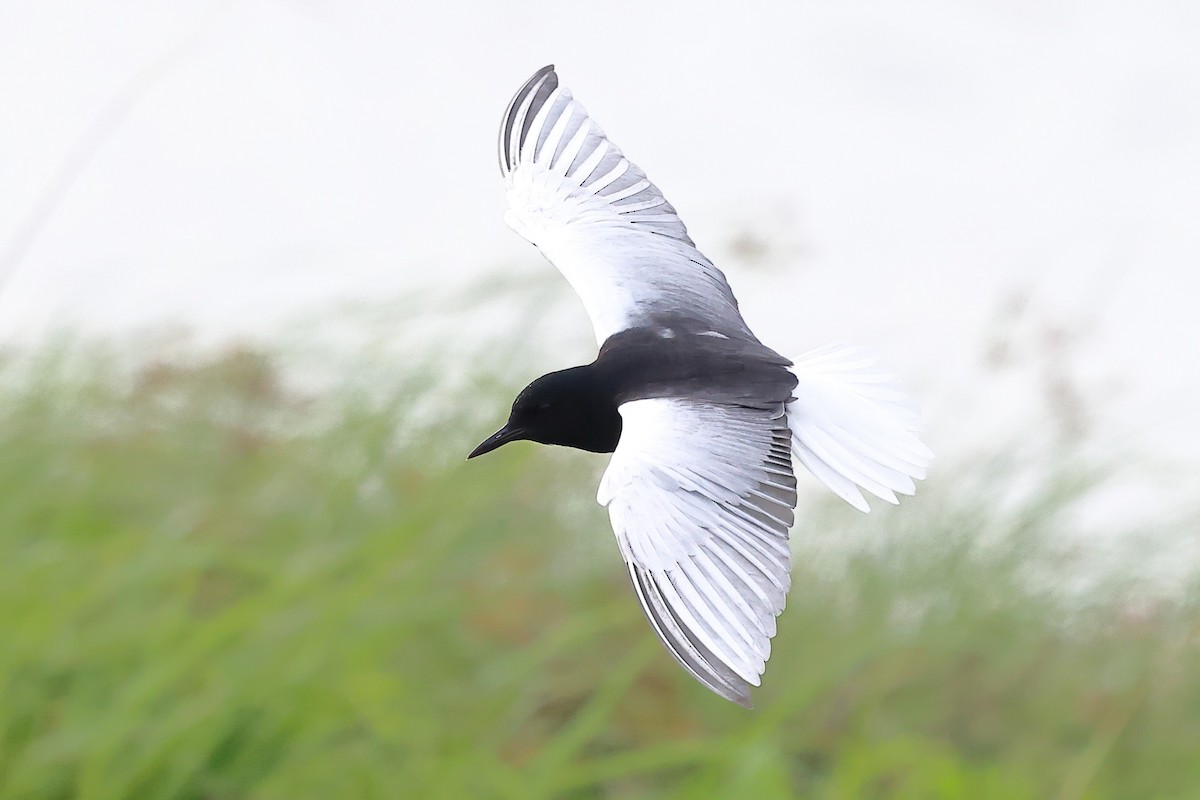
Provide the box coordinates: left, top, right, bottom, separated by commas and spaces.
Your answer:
1, 339, 1198, 799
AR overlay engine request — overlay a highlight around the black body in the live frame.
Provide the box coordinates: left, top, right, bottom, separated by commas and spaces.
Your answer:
469, 319, 797, 459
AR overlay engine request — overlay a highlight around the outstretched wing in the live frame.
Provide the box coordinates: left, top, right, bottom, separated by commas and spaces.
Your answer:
499, 65, 754, 346
597, 398, 797, 706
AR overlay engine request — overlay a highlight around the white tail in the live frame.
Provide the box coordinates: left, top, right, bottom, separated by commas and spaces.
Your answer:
787, 343, 932, 512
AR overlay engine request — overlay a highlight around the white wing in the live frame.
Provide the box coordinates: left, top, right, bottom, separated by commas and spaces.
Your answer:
597, 398, 797, 706
499, 65, 753, 346
787, 343, 932, 512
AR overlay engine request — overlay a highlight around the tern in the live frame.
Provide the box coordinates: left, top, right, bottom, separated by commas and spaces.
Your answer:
470, 65, 930, 706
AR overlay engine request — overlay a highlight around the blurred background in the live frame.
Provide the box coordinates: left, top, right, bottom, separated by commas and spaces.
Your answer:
2, 1, 1198, 797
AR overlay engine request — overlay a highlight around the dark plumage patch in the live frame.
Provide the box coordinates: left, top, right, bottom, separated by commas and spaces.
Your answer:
596, 319, 797, 410
498, 64, 556, 174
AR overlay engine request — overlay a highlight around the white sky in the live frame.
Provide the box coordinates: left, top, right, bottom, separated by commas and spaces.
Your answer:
1, 1, 1198, 515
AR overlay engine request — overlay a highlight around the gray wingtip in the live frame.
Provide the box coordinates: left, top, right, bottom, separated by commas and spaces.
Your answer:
626, 562, 758, 708
498, 64, 559, 175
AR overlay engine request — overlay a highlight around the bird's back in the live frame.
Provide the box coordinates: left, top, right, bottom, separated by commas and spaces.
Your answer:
594, 318, 797, 412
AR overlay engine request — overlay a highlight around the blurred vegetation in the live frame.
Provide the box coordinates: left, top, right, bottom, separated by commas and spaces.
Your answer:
1, 337, 1198, 800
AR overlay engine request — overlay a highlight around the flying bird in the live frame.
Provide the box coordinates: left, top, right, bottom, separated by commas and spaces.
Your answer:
470, 65, 931, 707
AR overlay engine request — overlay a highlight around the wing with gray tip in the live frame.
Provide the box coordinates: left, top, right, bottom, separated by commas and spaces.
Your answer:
598, 398, 797, 706
499, 65, 754, 346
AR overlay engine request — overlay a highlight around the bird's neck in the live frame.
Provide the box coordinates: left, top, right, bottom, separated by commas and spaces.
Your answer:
549, 364, 623, 454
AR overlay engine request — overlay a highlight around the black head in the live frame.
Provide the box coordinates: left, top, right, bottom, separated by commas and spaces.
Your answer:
468, 366, 621, 459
